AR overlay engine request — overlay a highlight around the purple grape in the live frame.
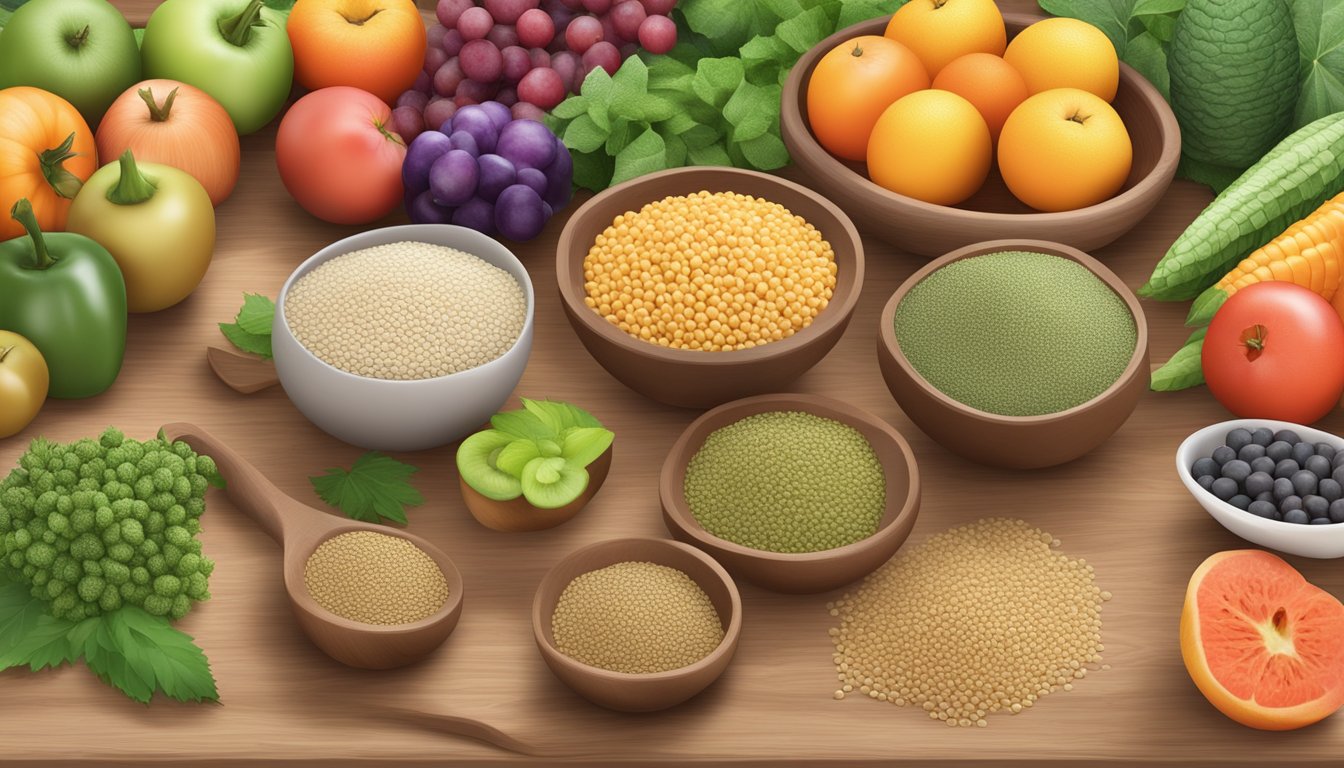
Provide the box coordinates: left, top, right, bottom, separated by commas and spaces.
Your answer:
546, 8, 575, 39
397, 89, 430, 112
436, 0, 474, 27
460, 40, 503, 82
510, 102, 546, 122
424, 45, 449, 76
479, 100, 513, 131
425, 97, 459, 131
496, 118, 557, 169
414, 70, 432, 93
442, 28, 466, 57
452, 104, 499, 152
495, 184, 548, 241
558, 0, 584, 9
453, 197, 497, 235
390, 106, 425, 143
599, 14, 620, 45
476, 153, 517, 202
610, 0, 646, 41
430, 149, 480, 206
428, 22, 448, 48
448, 130, 481, 157
528, 47, 552, 69
408, 190, 454, 225
454, 79, 499, 106
404, 131, 455, 196
496, 86, 518, 106
637, 14, 675, 54
580, 0, 611, 13
434, 58, 465, 98
484, 0, 538, 24
581, 41, 620, 77
564, 15, 603, 54
516, 8, 555, 48
619, 42, 637, 59
516, 167, 548, 197
458, 6, 494, 40
501, 45, 532, 83
550, 51, 579, 92
542, 136, 573, 209
639, 0, 675, 14
487, 24, 520, 49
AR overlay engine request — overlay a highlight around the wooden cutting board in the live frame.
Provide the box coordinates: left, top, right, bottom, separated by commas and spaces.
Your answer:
2, 1, 1339, 765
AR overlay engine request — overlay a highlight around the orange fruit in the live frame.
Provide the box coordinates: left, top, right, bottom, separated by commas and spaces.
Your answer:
884, 0, 1006, 78
1181, 550, 1344, 731
287, 0, 428, 104
1003, 17, 1119, 101
931, 52, 1029, 141
867, 90, 991, 206
807, 36, 930, 162
997, 88, 1131, 212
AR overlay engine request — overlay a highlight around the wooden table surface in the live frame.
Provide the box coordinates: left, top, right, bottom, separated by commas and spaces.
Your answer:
5, 1, 1342, 765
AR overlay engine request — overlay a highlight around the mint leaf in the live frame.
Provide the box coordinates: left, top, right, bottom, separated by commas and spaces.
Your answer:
219, 293, 275, 359
665, 133, 688, 167
1124, 30, 1170, 98
605, 119, 636, 156
572, 150, 615, 191
724, 81, 779, 143
219, 323, 272, 358
310, 452, 424, 525
738, 131, 791, 170
837, 0, 892, 28
550, 94, 589, 121
772, 6, 831, 54
564, 114, 609, 153
612, 128, 668, 186
688, 141, 734, 167
1151, 326, 1207, 391
693, 58, 745, 110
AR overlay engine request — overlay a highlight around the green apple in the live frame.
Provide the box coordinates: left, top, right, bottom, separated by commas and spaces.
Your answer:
0, 0, 141, 126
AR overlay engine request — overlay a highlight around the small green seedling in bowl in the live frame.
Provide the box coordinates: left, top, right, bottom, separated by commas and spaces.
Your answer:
457, 399, 614, 509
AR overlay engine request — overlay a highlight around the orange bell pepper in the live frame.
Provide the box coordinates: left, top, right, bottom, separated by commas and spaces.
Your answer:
0, 86, 97, 240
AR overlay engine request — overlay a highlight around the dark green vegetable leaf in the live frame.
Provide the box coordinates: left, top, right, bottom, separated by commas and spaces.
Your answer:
82, 615, 155, 704
262, 0, 297, 11
2, 615, 78, 672
0, 581, 46, 671
612, 128, 668, 186
837, 0, 893, 28
1177, 154, 1243, 195
1123, 30, 1170, 99
80, 608, 218, 704
1037, 0, 1136, 53
1291, 0, 1344, 127
1151, 326, 1207, 391
310, 452, 424, 525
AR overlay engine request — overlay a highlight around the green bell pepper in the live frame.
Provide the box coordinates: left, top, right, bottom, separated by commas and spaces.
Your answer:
0, 199, 127, 399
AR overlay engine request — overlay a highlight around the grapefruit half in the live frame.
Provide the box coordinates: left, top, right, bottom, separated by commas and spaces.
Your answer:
1181, 550, 1344, 730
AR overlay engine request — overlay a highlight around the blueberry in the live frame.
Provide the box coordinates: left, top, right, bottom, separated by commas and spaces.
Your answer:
1318, 443, 1338, 460
1305, 495, 1330, 518
1191, 457, 1219, 479
1275, 459, 1301, 479
1228, 494, 1252, 510
1274, 477, 1295, 501
1222, 459, 1252, 484
1256, 491, 1275, 503
1281, 495, 1305, 512
1251, 427, 1275, 447
1312, 518, 1334, 525
1198, 475, 1216, 491
1213, 446, 1237, 466
1248, 500, 1278, 518
1245, 471, 1274, 497
1306, 454, 1332, 478
1293, 441, 1316, 466
1267, 441, 1293, 462
1285, 508, 1311, 525
1275, 429, 1302, 444
1330, 499, 1344, 523
1321, 478, 1342, 502
1226, 428, 1253, 452
1238, 443, 1267, 462
1293, 469, 1319, 497
1212, 477, 1239, 500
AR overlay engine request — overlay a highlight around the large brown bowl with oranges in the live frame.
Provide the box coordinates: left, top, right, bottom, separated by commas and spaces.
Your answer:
780, 11, 1180, 258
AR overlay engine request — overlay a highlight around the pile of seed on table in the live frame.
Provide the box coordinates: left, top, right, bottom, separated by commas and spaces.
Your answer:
1191, 427, 1344, 525
285, 241, 526, 380
582, 190, 837, 352
304, 531, 450, 626
892, 251, 1137, 417
683, 411, 885, 553
551, 561, 724, 674
828, 518, 1111, 728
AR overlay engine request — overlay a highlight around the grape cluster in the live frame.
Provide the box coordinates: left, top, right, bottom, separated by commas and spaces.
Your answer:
388, 0, 677, 142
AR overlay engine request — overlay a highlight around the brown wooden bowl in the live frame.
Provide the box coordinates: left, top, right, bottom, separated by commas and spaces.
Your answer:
779, 11, 1181, 258
531, 537, 742, 712
659, 393, 920, 593
556, 166, 864, 409
876, 240, 1150, 469
461, 444, 614, 532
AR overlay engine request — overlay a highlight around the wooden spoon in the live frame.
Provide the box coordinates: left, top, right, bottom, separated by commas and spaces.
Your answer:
207, 347, 279, 394
161, 422, 464, 670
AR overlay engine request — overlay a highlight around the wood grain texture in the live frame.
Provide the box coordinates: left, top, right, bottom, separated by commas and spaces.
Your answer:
5, 0, 1342, 765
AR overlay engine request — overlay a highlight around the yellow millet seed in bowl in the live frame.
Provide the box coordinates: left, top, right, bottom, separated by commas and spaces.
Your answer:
828, 518, 1110, 727
581, 190, 837, 351
551, 561, 724, 674
304, 531, 450, 626
284, 241, 526, 380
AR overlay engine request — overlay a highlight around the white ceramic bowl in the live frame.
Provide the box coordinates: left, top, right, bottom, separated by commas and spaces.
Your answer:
1177, 418, 1344, 559
272, 224, 534, 451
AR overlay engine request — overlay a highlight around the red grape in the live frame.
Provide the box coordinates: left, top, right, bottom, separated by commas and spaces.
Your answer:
640, 0, 675, 13
517, 67, 566, 109
516, 8, 555, 48
496, 86, 519, 106
442, 27, 466, 56
456, 78, 499, 104
457, 6, 494, 40
581, 40, 620, 77
500, 45, 531, 82
599, 14, 620, 44
390, 105, 425, 142
397, 89, 430, 111
528, 47, 552, 69
436, 0, 474, 28
547, 8, 575, 36
550, 50, 580, 92
413, 70, 432, 93
434, 58, 465, 97
426, 97, 458, 131
637, 14, 675, 54
609, 0, 646, 41
428, 22, 448, 48
484, 0, 538, 24
580, 0, 611, 13
557, 0, 584, 10
460, 39, 504, 82
619, 42, 637, 59
511, 102, 546, 122
486, 23, 520, 49
564, 15, 603, 53
424, 45, 449, 75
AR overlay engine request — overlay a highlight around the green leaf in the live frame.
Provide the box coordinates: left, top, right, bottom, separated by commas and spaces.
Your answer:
1037, 0, 1134, 54
82, 615, 155, 704
605, 119, 636, 156
681, 123, 722, 150
550, 95, 590, 121
665, 132, 688, 167
1123, 30, 1170, 98
491, 410, 556, 440
1176, 153, 1243, 195
659, 109, 699, 135
520, 457, 589, 509
1151, 326, 1207, 391
520, 398, 565, 432
836, 0, 891, 28
563, 114, 609, 154
693, 58, 745, 110
737, 131, 792, 170
309, 452, 423, 525
456, 430, 523, 501
0, 581, 47, 671
647, 52, 696, 88
236, 293, 275, 335
1292, 0, 1344, 127
611, 128, 668, 186
4, 615, 78, 672
82, 607, 218, 704
560, 427, 614, 467
681, 0, 786, 53
572, 150, 616, 192
723, 81, 779, 143
495, 440, 542, 478
772, 6, 831, 54
688, 141, 735, 167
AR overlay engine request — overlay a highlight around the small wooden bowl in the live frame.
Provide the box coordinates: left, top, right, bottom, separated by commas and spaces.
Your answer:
531, 537, 742, 712
877, 240, 1150, 469
461, 444, 614, 532
556, 166, 864, 409
659, 393, 920, 593
779, 11, 1181, 257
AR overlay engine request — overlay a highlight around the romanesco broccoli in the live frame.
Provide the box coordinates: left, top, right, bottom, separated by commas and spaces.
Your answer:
0, 428, 219, 622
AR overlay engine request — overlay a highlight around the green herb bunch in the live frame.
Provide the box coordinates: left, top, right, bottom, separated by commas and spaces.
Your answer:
457, 399, 614, 509
546, 0, 895, 191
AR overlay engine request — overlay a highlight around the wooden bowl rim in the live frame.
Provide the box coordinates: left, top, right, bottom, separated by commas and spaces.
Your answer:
530, 537, 743, 683
778, 10, 1183, 224
877, 239, 1150, 426
555, 166, 865, 366
659, 392, 921, 565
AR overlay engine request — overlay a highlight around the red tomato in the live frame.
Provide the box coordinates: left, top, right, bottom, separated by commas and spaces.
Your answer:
275, 86, 406, 225
1202, 282, 1344, 423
